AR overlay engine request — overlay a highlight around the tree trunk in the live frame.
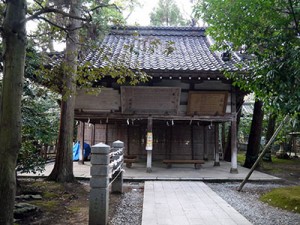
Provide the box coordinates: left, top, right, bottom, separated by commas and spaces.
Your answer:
244, 100, 264, 168
263, 113, 277, 162
47, 0, 81, 182
0, 1, 26, 224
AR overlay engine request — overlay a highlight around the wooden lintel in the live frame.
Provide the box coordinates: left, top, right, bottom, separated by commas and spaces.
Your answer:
74, 112, 235, 123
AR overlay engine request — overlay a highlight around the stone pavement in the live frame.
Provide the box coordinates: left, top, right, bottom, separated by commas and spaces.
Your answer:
19, 161, 279, 225
20, 160, 281, 182
142, 181, 252, 225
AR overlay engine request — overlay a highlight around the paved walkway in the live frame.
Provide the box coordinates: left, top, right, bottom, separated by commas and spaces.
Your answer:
19, 161, 278, 225
142, 181, 252, 225
19, 160, 281, 182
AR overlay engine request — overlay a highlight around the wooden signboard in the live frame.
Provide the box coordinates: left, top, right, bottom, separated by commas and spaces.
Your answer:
187, 91, 228, 116
121, 86, 180, 115
75, 88, 120, 111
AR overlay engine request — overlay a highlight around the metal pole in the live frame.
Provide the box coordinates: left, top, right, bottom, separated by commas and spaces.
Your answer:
237, 115, 289, 192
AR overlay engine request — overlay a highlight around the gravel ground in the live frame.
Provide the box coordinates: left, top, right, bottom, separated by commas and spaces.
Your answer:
107, 181, 300, 225
207, 182, 300, 225
108, 183, 144, 225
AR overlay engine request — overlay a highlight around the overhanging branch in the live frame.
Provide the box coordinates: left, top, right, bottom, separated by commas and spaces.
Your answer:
23, 7, 90, 25
37, 16, 69, 33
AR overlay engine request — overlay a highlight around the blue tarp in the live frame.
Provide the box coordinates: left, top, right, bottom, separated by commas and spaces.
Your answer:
73, 142, 91, 161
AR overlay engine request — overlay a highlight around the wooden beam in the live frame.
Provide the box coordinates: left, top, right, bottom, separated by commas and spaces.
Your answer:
74, 112, 235, 123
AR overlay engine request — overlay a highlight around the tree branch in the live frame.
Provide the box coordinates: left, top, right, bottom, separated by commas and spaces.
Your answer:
287, 0, 300, 35
37, 16, 69, 33
23, 7, 90, 25
90, 3, 121, 13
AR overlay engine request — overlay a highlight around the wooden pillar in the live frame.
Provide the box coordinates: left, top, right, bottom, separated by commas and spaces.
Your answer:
91, 124, 95, 145
191, 125, 194, 160
79, 121, 85, 165
214, 123, 220, 166
146, 117, 153, 173
220, 122, 225, 160
127, 126, 130, 156
230, 116, 238, 173
105, 123, 108, 144
203, 126, 208, 160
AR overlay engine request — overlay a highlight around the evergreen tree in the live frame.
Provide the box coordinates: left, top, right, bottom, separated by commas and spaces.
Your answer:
150, 0, 188, 26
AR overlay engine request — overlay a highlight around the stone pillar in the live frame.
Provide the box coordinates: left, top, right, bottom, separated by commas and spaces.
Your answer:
111, 140, 124, 193
214, 123, 220, 166
230, 117, 238, 174
89, 143, 110, 225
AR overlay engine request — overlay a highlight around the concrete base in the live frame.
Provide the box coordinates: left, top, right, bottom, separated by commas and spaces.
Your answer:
230, 168, 239, 174
214, 162, 220, 167
146, 168, 152, 173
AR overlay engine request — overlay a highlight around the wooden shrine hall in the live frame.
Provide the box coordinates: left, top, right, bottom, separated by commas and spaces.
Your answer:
74, 26, 245, 173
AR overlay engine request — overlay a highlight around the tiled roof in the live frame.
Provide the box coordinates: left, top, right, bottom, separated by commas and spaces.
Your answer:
82, 26, 242, 73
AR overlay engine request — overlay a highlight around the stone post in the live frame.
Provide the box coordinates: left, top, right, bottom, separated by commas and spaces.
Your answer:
89, 143, 110, 225
111, 140, 124, 193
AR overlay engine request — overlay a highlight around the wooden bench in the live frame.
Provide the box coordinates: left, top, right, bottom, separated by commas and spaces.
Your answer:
162, 159, 205, 169
124, 155, 137, 168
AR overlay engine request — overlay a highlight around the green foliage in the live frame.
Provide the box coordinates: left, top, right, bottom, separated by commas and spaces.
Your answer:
0, 50, 59, 174
18, 45, 60, 174
239, 114, 253, 143
150, 0, 188, 26
28, 0, 137, 53
17, 141, 46, 174
260, 186, 300, 214
237, 153, 246, 165
269, 113, 300, 147
18, 79, 60, 174
195, 0, 300, 114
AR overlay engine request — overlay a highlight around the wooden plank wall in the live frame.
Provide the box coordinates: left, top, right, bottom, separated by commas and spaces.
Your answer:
170, 125, 192, 160
75, 80, 233, 116
79, 122, 216, 160
192, 125, 205, 160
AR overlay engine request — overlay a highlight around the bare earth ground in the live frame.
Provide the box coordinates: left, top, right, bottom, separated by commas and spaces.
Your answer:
15, 158, 299, 225
16, 180, 143, 225
258, 158, 300, 185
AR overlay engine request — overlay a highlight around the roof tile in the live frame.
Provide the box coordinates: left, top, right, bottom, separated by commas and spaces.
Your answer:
82, 26, 242, 73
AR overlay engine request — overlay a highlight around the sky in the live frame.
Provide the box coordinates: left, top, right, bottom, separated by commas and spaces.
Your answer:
125, 0, 195, 26
27, 0, 198, 51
